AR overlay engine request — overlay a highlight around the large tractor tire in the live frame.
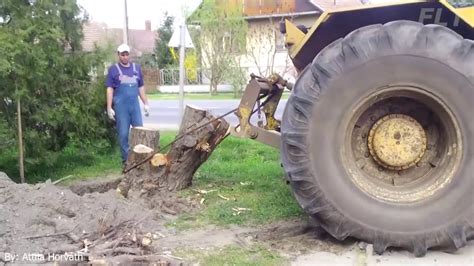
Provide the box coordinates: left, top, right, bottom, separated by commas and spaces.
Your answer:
281, 21, 473, 256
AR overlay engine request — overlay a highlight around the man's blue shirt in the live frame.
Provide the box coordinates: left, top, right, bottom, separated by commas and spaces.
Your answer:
105, 63, 144, 89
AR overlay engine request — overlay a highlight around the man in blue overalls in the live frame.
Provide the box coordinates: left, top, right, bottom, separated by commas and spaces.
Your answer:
105, 44, 150, 165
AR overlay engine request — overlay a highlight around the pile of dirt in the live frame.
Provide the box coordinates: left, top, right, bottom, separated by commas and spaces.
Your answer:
0, 171, 354, 265
0, 172, 199, 265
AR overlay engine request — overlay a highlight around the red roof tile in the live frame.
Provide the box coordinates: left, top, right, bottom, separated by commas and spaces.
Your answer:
82, 21, 157, 56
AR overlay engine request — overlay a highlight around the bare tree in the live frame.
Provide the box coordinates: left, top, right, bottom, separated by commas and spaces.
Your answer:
192, 0, 247, 95
245, 17, 294, 79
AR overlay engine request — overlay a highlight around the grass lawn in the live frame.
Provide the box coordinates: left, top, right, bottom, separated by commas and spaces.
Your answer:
147, 92, 291, 101
0, 144, 122, 184
161, 133, 303, 228
0, 132, 302, 225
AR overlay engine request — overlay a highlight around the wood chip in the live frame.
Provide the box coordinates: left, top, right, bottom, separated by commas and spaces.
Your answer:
192, 189, 216, 194
141, 234, 152, 247
218, 194, 230, 201
52, 175, 75, 185
232, 207, 251, 211
196, 142, 211, 152
232, 207, 251, 215
133, 144, 154, 153
154, 232, 165, 238
150, 153, 168, 167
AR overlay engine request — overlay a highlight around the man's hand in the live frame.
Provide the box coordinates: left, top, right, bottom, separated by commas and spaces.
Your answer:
143, 105, 150, 117
107, 108, 116, 121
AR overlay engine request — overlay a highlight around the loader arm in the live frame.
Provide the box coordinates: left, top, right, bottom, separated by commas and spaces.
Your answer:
229, 74, 291, 149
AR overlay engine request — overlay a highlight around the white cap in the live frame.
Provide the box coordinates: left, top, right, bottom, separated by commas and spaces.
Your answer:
117, 43, 130, 53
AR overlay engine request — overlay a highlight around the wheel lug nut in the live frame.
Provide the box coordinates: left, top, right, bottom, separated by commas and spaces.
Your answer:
362, 133, 367, 138
416, 162, 422, 167
426, 144, 432, 150
378, 166, 384, 171
364, 152, 370, 158
370, 116, 377, 121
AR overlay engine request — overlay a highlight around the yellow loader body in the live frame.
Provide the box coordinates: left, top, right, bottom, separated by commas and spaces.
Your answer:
286, 0, 474, 70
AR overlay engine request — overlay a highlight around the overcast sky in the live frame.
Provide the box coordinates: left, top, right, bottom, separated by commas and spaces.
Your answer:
76, 0, 201, 30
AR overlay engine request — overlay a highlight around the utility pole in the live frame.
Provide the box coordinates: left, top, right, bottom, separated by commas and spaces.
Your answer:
169, 16, 195, 124
178, 22, 186, 123
123, 0, 129, 44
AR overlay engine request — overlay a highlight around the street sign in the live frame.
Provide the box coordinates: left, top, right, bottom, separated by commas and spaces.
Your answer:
168, 24, 194, 48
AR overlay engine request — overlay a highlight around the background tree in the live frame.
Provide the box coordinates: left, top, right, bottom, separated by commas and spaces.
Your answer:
192, 0, 247, 95
0, 0, 114, 181
244, 16, 295, 82
154, 13, 176, 68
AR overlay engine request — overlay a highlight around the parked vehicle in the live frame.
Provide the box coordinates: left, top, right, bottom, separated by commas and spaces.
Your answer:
231, 0, 473, 256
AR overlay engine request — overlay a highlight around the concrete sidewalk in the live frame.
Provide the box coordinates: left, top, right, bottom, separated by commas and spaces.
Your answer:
293, 241, 474, 266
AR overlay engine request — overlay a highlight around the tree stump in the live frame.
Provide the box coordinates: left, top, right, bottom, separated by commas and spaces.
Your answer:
119, 105, 229, 198
117, 128, 159, 197
129, 127, 160, 151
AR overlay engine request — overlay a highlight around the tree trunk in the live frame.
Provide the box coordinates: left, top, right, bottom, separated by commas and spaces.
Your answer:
119, 105, 229, 198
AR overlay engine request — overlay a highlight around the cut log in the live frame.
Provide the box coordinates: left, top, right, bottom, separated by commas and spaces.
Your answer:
118, 128, 159, 198
129, 127, 160, 151
122, 105, 229, 197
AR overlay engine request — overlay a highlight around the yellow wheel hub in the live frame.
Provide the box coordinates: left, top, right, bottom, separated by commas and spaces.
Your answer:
368, 114, 427, 170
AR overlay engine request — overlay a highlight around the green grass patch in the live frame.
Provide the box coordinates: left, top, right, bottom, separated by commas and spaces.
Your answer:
0, 144, 122, 183
0, 134, 182, 184
147, 92, 290, 100
169, 135, 303, 229
174, 245, 287, 266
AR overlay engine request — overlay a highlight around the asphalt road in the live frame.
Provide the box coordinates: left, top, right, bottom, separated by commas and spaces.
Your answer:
143, 99, 288, 130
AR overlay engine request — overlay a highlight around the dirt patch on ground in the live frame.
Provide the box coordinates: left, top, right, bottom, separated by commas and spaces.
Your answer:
152, 218, 355, 261
245, 218, 356, 257
0, 171, 355, 265
0, 172, 200, 265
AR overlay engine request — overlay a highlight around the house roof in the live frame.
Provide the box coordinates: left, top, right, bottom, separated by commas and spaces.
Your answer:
82, 22, 109, 52
310, 0, 363, 11
128, 29, 156, 55
82, 21, 157, 56
244, 0, 321, 20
